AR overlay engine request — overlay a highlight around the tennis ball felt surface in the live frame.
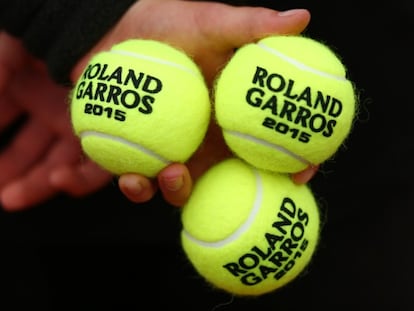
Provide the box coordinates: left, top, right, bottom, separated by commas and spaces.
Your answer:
181, 158, 320, 296
214, 35, 357, 173
71, 39, 210, 177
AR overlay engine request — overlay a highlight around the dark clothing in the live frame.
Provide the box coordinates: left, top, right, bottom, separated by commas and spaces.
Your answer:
0, 0, 135, 84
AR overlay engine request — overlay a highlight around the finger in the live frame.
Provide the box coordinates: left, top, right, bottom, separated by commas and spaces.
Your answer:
1, 136, 109, 211
8, 64, 71, 135
0, 169, 56, 211
200, 6, 311, 49
50, 160, 113, 197
0, 32, 27, 92
118, 174, 158, 204
186, 121, 232, 181
0, 138, 79, 211
291, 165, 319, 184
0, 161, 61, 212
0, 95, 23, 132
45, 133, 113, 195
192, 5, 311, 83
158, 163, 192, 208
0, 118, 54, 187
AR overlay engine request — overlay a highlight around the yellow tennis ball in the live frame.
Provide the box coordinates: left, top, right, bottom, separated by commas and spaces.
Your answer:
71, 39, 211, 177
214, 35, 357, 173
181, 158, 320, 296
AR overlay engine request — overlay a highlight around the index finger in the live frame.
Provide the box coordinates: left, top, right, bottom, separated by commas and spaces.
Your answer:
0, 32, 27, 92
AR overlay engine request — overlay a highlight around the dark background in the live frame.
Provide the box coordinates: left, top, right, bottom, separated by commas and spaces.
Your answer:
0, 0, 410, 309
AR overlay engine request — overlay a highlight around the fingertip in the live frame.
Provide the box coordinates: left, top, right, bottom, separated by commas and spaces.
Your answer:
158, 163, 192, 208
244, 6, 311, 40
49, 167, 68, 188
0, 183, 26, 212
50, 162, 113, 197
291, 164, 319, 185
277, 8, 310, 19
268, 8, 311, 36
118, 174, 157, 204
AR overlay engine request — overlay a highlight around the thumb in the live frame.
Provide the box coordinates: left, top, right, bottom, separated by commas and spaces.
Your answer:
0, 32, 28, 92
191, 5, 311, 83
204, 6, 311, 50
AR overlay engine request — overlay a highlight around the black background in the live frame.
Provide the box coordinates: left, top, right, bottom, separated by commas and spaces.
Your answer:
1, 0, 411, 309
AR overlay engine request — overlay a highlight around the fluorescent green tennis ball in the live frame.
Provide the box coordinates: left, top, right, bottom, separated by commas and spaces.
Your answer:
214, 35, 357, 173
181, 158, 320, 296
71, 39, 210, 177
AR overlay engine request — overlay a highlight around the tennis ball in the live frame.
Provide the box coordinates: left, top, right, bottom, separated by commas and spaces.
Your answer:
214, 35, 357, 173
181, 158, 320, 296
71, 39, 211, 177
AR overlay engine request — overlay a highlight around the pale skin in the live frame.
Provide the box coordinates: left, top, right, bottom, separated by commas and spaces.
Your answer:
0, 0, 318, 211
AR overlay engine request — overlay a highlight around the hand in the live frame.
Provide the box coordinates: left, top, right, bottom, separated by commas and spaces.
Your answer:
70, 0, 316, 208
0, 32, 113, 211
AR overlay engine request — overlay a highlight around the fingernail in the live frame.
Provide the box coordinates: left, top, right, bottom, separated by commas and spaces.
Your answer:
123, 176, 143, 196
278, 9, 304, 17
162, 175, 184, 192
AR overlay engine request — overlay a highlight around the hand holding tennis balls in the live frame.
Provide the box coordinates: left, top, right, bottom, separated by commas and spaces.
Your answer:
214, 35, 357, 173
70, 39, 211, 177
